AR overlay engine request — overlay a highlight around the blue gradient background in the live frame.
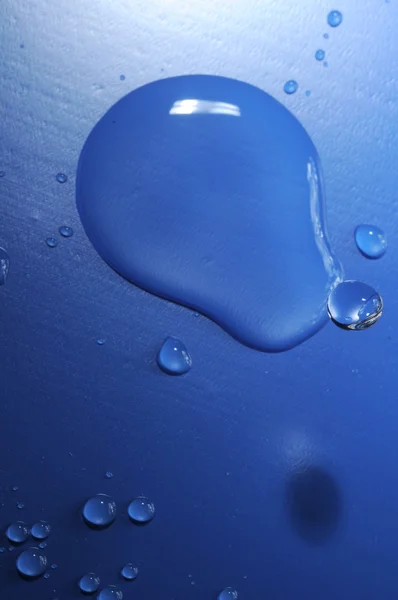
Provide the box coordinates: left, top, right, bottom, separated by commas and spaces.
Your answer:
0, 1, 397, 599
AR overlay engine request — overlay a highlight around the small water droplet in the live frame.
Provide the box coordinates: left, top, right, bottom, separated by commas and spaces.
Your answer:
20, 43, 24, 48
12, 486, 18, 492
97, 585, 123, 600
16, 547, 48, 579
283, 80, 298, 95
315, 49, 325, 61
191, 580, 196, 585
16, 501, 25, 509
6, 521, 29, 544
44, 572, 50, 579
105, 471, 113, 479
82, 494, 117, 529
121, 563, 139, 581
193, 311, 200, 317
46, 237, 58, 248
157, 337, 192, 375
79, 572, 101, 594
127, 496, 155, 524
31, 521, 51, 540
120, 75, 126, 81
218, 588, 238, 600
327, 280, 383, 330
0, 247, 10, 285
0, 547, 5, 553
96, 338, 105, 345
355, 224, 387, 259
327, 10, 343, 27
59, 226, 74, 238
323, 33, 330, 39
39, 541, 48, 549
8, 546, 15, 552
51, 563, 57, 569
56, 173, 68, 184
0, 170, 5, 177
305, 90, 311, 97
323, 61, 329, 68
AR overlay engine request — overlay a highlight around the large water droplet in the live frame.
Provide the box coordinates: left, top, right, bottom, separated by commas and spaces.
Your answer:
284, 80, 298, 94
157, 337, 192, 375
0, 247, 10, 285
327, 281, 383, 330
76, 75, 342, 352
327, 10, 343, 27
355, 224, 387, 259
56, 173, 68, 184
121, 563, 139, 581
31, 521, 51, 540
97, 585, 123, 600
78, 572, 100, 594
315, 49, 325, 61
218, 587, 238, 600
59, 226, 74, 238
6, 521, 29, 544
16, 547, 48, 579
127, 496, 155, 524
82, 494, 117, 529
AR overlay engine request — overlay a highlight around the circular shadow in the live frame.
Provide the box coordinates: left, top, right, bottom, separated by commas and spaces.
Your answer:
286, 465, 342, 544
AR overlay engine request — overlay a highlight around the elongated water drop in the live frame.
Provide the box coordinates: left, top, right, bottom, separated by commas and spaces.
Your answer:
327, 281, 383, 330
157, 337, 192, 375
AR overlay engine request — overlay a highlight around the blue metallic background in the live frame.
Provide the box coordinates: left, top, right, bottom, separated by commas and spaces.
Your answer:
0, 1, 397, 598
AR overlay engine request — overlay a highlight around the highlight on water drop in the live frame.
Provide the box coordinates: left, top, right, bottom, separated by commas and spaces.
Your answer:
0, 247, 10, 285
121, 563, 139, 581
82, 493, 117, 529
218, 587, 239, 600
283, 80, 298, 94
127, 496, 155, 524
78, 572, 101, 594
31, 520, 51, 540
327, 280, 383, 330
327, 10, 343, 27
6, 521, 29, 544
157, 337, 192, 376
354, 224, 387, 259
16, 546, 48, 579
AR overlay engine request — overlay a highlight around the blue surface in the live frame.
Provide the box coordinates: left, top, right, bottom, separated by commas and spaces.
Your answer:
1, 1, 398, 599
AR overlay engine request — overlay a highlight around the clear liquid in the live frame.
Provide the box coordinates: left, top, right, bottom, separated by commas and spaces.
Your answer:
127, 496, 155, 524
16, 547, 48, 579
327, 280, 383, 330
355, 224, 386, 259
78, 572, 100, 594
157, 337, 192, 375
82, 494, 116, 529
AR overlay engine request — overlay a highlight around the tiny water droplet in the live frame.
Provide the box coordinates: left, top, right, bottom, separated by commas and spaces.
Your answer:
157, 337, 192, 376
120, 74, 126, 81
8, 546, 15, 552
56, 173, 68, 184
6, 521, 29, 544
20, 43, 24, 48
16, 501, 25, 509
12, 486, 18, 492
327, 280, 383, 330
355, 224, 387, 259
105, 471, 113, 479
323, 33, 329, 39
46, 237, 58, 248
44, 572, 50, 579
59, 226, 74, 238
16, 547, 48, 579
31, 521, 51, 540
327, 10, 343, 27
51, 563, 57, 569
121, 563, 139, 581
305, 90, 311, 97
0, 247, 10, 285
0, 170, 5, 177
97, 585, 123, 600
218, 587, 238, 600
79, 572, 101, 594
315, 49, 325, 61
323, 61, 328, 67
82, 494, 117, 529
96, 338, 105, 345
39, 542, 48, 549
0, 547, 5, 553
127, 496, 155, 524
283, 80, 298, 95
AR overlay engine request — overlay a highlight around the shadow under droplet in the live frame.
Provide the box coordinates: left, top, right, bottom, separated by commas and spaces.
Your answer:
286, 465, 342, 544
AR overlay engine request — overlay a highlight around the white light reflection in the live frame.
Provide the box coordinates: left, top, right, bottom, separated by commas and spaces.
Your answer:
169, 99, 240, 117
